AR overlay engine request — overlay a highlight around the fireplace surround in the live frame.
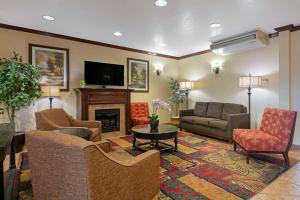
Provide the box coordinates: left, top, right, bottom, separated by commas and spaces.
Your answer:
74, 88, 132, 136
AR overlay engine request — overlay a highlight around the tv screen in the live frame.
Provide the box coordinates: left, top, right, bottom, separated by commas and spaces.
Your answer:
84, 61, 124, 86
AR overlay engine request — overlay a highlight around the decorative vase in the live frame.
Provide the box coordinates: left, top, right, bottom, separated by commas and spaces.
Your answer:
150, 120, 159, 130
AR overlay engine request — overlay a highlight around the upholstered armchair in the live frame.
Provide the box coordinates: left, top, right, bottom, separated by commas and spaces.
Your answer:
131, 102, 150, 127
233, 107, 297, 167
35, 108, 101, 141
26, 131, 160, 200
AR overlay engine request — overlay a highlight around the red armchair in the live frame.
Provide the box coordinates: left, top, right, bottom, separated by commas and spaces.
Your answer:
131, 102, 150, 127
233, 107, 297, 167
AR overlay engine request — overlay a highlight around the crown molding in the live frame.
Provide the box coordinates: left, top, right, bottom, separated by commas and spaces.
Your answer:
0, 23, 178, 60
178, 49, 211, 60
1, 23, 300, 60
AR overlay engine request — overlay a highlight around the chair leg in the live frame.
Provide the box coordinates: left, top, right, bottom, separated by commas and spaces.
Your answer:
283, 152, 290, 168
233, 141, 237, 152
246, 152, 250, 164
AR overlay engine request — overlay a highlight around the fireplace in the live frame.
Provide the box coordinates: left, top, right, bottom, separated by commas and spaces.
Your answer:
95, 109, 120, 133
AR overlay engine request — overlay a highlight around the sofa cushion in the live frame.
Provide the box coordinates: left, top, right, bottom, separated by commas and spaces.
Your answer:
181, 116, 215, 126
221, 103, 243, 120
206, 103, 223, 119
208, 120, 228, 130
194, 102, 208, 117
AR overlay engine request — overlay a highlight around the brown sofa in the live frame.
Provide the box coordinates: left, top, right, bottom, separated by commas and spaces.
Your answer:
35, 108, 101, 142
26, 131, 160, 200
179, 102, 250, 142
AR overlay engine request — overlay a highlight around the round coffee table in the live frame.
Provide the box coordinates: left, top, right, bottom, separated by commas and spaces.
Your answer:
131, 124, 178, 152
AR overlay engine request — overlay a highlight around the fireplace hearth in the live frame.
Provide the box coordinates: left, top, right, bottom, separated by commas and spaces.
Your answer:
95, 109, 120, 133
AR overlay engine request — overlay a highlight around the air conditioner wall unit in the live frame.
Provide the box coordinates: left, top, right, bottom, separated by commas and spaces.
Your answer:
210, 30, 270, 55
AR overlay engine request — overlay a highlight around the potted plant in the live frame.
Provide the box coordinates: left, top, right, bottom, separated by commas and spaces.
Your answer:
168, 78, 186, 116
80, 80, 86, 88
149, 99, 171, 130
0, 53, 42, 135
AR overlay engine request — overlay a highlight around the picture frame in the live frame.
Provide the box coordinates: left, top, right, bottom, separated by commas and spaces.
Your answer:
127, 58, 149, 92
29, 44, 69, 91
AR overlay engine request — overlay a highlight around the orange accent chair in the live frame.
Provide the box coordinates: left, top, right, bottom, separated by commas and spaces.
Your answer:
233, 107, 297, 167
131, 102, 150, 127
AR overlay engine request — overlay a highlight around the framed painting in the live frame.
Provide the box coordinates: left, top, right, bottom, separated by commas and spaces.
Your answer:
29, 44, 69, 91
127, 58, 149, 92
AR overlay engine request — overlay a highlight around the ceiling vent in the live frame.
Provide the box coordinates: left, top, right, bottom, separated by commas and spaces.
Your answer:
210, 30, 270, 55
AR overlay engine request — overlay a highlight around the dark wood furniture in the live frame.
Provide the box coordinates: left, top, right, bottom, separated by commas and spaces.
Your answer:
74, 88, 132, 133
0, 123, 15, 200
131, 124, 178, 152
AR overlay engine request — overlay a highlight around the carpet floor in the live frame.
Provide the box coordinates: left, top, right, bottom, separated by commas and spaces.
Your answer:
15, 131, 291, 200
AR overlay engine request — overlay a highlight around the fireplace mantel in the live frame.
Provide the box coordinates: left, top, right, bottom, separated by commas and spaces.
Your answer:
74, 88, 132, 134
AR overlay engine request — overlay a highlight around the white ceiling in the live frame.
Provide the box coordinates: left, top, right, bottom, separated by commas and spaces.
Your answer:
1, 0, 300, 57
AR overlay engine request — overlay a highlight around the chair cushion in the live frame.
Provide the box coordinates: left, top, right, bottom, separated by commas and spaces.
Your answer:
194, 102, 208, 117
206, 103, 223, 119
132, 117, 149, 126
233, 129, 284, 152
131, 102, 149, 118
260, 108, 296, 150
221, 103, 243, 120
42, 109, 71, 127
53, 128, 91, 140
209, 120, 228, 130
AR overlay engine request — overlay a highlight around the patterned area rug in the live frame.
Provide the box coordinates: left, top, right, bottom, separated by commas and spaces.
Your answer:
15, 131, 290, 200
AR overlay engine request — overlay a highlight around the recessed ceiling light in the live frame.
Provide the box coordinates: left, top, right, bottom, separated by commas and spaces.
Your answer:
113, 32, 122, 36
210, 23, 221, 28
155, 0, 168, 7
160, 43, 167, 47
42, 15, 55, 21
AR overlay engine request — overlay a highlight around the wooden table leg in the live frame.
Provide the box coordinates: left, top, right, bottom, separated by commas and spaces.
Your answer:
174, 136, 178, 151
132, 134, 136, 149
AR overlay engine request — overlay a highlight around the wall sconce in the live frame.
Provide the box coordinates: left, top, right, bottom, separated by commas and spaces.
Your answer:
211, 62, 223, 74
154, 64, 164, 76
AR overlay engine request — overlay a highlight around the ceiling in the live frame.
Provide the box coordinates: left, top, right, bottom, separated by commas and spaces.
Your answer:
1, 0, 300, 57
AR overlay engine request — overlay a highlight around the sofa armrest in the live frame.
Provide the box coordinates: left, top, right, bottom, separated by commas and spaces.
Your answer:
179, 109, 195, 118
94, 140, 111, 153
68, 115, 101, 129
227, 113, 250, 134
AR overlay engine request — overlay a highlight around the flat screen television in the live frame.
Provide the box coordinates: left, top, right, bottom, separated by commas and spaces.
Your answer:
84, 61, 124, 86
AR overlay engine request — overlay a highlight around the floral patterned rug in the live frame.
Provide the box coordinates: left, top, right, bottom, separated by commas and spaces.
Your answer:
15, 131, 292, 200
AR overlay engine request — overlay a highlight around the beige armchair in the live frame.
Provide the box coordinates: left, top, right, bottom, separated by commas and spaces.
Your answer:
35, 108, 101, 141
26, 131, 160, 200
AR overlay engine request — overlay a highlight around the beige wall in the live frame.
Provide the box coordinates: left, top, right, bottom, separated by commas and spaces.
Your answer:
178, 38, 279, 128
0, 28, 179, 131
291, 31, 300, 144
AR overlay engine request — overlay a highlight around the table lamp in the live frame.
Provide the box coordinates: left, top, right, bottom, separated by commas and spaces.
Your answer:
41, 86, 61, 109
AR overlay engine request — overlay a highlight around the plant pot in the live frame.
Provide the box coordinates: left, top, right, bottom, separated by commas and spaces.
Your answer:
80, 85, 86, 88
150, 120, 159, 130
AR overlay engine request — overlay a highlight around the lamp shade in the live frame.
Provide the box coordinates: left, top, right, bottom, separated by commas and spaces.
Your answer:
41, 86, 61, 97
239, 75, 262, 88
180, 81, 194, 90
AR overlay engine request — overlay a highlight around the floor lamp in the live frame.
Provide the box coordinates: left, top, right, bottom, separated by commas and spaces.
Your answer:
239, 74, 262, 123
41, 86, 61, 109
180, 81, 194, 109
